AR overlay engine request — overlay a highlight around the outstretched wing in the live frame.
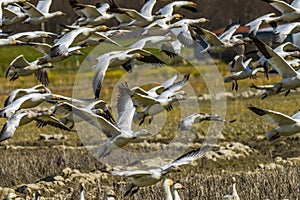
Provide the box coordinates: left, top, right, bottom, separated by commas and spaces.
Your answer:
161, 145, 211, 171
115, 83, 136, 131
248, 105, 297, 125
252, 37, 297, 78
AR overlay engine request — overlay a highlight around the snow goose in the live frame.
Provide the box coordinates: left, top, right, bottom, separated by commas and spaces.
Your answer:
248, 105, 300, 141
48, 25, 117, 60
262, 0, 300, 22
75, 3, 115, 26
79, 183, 85, 200
163, 179, 186, 200
128, 35, 178, 57
7, 31, 57, 42
0, 108, 71, 142
193, 23, 243, 53
95, 83, 150, 157
273, 42, 300, 58
0, 92, 69, 118
3, 85, 51, 107
4, 192, 20, 200
108, 0, 164, 28
131, 73, 178, 99
169, 18, 209, 48
224, 55, 265, 91
249, 82, 285, 99
156, 1, 197, 17
53, 100, 115, 129
56, 83, 149, 157
254, 42, 300, 76
141, 14, 183, 36
171, 181, 186, 200
0, 38, 23, 46
132, 74, 189, 125
272, 22, 300, 43
108, 145, 210, 196
19, 0, 65, 24
27, 42, 83, 65
0, 0, 27, 26
223, 177, 240, 200
252, 36, 300, 95
105, 190, 116, 200
77, 29, 127, 47
229, 55, 253, 73
1, 4, 27, 26
54, 25, 110, 48
245, 13, 278, 36
178, 112, 234, 131
93, 48, 165, 98
5, 54, 54, 85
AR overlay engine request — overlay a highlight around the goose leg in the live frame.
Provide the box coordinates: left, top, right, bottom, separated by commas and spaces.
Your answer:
235, 80, 238, 91
231, 82, 235, 91
148, 116, 153, 124
139, 116, 145, 126
130, 187, 139, 196
285, 89, 290, 96
124, 184, 135, 196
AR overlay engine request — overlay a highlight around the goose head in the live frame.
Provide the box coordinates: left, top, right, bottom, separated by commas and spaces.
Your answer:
53, 11, 66, 16
105, 189, 116, 199
96, 25, 110, 32
5, 193, 20, 200
172, 181, 186, 190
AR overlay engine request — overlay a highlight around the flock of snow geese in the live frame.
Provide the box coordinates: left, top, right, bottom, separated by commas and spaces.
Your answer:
0, 0, 300, 199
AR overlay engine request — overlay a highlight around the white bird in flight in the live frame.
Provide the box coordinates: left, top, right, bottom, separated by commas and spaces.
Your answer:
107, 145, 210, 196
248, 105, 300, 141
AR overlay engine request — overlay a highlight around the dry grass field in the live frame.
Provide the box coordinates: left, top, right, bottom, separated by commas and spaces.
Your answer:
0, 56, 299, 199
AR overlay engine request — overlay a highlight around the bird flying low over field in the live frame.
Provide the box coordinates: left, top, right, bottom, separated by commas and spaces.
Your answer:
252, 36, 300, 96
248, 105, 300, 141
106, 145, 210, 196
178, 112, 235, 131
0, 108, 72, 142
5, 54, 54, 86
92, 47, 165, 98
132, 74, 189, 125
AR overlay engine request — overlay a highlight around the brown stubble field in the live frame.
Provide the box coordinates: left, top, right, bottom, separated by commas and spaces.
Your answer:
0, 59, 299, 199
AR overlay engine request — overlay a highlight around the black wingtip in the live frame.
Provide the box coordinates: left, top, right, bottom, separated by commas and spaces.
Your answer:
247, 106, 266, 116
252, 37, 272, 59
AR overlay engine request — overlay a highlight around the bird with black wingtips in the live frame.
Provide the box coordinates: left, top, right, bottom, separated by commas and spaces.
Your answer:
108, 0, 163, 28
248, 105, 300, 141
92, 47, 165, 98
193, 23, 245, 53
178, 112, 235, 131
261, 0, 300, 22
245, 13, 278, 36
132, 74, 189, 125
3, 85, 51, 107
52, 99, 115, 130
0, 108, 71, 142
18, 0, 65, 24
252, 36, 300, 96
249, 82, 286, 99
54, 83, 150, 157
156, 1, 198, 17
5, 54, 54, 86
107, 145, 210, 196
